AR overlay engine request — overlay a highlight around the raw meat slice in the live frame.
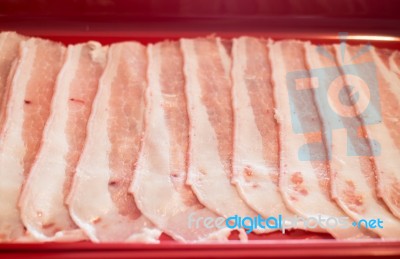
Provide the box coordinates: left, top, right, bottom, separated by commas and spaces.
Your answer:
0, 32, 26, 133
231, 37, 295, 219
370, 47, 400, 219
270, 40, 369, 239
330, 43, 400, 237
180, 37, 262, 231
389, 50, 400, 76
67, 42, 161, 242
130, 41, 231, 242
19, 42, 107, 241
305, 43, 381, 239
0, 38, 66, 242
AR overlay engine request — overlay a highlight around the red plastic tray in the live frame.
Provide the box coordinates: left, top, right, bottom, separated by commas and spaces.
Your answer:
1, 0, 400, 258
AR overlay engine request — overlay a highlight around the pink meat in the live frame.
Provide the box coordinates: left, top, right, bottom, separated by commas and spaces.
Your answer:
0, 38, 66, 241
390, 50, 400, 76
19, 42, 107, 241
270, 40, 370, 239
67, 42, 160, 242
131, 41, 231, 242
180, 37, 260, 233
231, 37, 296, 220
369, 47, 400, 219
331, 43, 400, 237
0, 32, 26, 128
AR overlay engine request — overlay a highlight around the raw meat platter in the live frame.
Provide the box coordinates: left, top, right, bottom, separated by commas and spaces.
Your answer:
1, 0, 400, 258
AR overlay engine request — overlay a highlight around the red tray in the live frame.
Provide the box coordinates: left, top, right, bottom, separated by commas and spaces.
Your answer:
1, 0, 400, 258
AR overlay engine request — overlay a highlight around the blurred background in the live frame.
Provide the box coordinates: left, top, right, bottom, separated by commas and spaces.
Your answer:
0, 0, 399, 47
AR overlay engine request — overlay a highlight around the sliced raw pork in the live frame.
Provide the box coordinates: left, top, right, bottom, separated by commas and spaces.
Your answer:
0, 38, 66, 241
370, 46, 400, 219
180, 37, 261, 234
231, 37, 295, 220
19, 42, 107, 241
328, 43, 400, 237
270, 40, 370, 239
131, 41, 231, 242
0, 32, 26, 132
67, 42, 161, 242
389, 50, 400, 76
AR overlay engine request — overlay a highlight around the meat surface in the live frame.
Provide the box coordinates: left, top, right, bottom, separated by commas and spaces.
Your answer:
231, 37, 295, 220
131, 41, 231, 242
270, 40, 370, 239
331, 43, 400, 238
67, 42, 161, 242
305, 43, 382, 238
390, 51, 400, 76
0, 32, 26, 136
0, 38, 66, 241
1, 31, 400, 243
19, 42, 107, 241
369, 46, 400, 219
180, 37, 261, 230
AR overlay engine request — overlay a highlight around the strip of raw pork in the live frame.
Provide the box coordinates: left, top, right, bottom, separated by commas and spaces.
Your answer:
131, 41, 231, 242
67, 42, 161, 242
231, 37, 296, 222
0, 38, 66, 241
0, 32, 26, 121
327, 43, 400, 237
270, 40, 370, 239
389, 51, 400, 76
180, 37, 261, 236
19, 42, 107, 241
370, 46, 400, 219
